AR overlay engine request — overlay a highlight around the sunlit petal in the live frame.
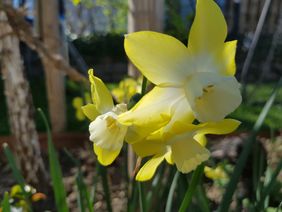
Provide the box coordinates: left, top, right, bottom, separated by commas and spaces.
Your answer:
170, 135, 210, 173
131, 139, 166, 157
125, 31, 192, 85
195, 119, 241, 135
81, 104, 100, 121
119, 87, 185, 143
193, 134, 207, 147
88, 69, 113, 113
164, 150, 174, 165
136, 154, 165, 181
219, 40, 237, 76
93, 144, 121, 166
188, 0, 227, 54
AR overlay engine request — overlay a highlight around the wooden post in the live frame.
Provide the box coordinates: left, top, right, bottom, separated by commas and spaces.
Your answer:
0, 10, 47, 186
127, 0, 164, 177
39, 0, 67, 132
127, 0, 164, 78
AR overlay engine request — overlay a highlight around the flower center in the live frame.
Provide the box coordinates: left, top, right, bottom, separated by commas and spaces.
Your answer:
197, 84, 214, 100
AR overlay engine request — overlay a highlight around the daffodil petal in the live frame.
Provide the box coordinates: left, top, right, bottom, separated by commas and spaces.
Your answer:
119, 87, 185, 142
125, 31, 192, 85
81, 104, 100, 121
136, 154, 165, 181
204, 166, 227, 180
194, 134, 207, 147
88, 69, 113, 113
188, 0, 227, 54
93, 144, 121, 166
219, 40, 237, 76
164, 150, 174, 165
131, 139, 166, 157
161, 98, 195, 138
170, 135, 210, 173
190, 39, 237, 76
144, 96, 194, 141
196, 119, 241, 135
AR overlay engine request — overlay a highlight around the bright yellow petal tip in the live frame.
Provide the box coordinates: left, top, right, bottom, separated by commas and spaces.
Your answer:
88, 69, 113, 113
93, 144, 121, 166
81, 104, 100, 121
136, 155, 165, 181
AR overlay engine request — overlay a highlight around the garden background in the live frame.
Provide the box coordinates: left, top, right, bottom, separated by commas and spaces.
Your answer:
0, 0, 281, 211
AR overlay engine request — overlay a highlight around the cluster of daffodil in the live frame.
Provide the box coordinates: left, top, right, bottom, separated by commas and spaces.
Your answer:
82, 0, 242, 181
111, 77, 142, 104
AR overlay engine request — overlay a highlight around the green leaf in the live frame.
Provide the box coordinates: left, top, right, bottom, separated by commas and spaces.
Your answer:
3, 143, 26, 192
2, 144, 31, 211
1, 192, 11, 212
37, 109, 68, 212
165, 171, 179, 212
256, 160, 282, 211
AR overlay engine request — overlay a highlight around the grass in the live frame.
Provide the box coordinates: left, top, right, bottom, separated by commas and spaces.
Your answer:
0, 79, 281, 135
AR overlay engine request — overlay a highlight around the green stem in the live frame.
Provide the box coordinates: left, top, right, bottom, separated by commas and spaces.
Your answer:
138, 182, 146, 212
179, 163, 205, 212
141, 76, 147, 96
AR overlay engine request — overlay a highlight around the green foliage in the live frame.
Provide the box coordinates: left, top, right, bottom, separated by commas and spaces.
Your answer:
219, 79, 282, 212
1, 192, 11, 212
164, 0, 194, 41
179, 163, 205, 212
71, 0, 127, 33
230, 83, 282, 131
3, 145, 28, 199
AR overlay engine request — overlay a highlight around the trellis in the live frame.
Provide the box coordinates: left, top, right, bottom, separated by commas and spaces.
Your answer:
225, 0, 282, 34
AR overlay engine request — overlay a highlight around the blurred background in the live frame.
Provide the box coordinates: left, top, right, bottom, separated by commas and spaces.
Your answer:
0, 0, 281, 211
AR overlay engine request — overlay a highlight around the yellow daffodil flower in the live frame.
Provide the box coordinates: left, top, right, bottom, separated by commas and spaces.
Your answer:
72, 93, 91, 121
204, 165, 228, 180
133, 119, 240, 181
82, 69, 128, 166
120, 0, 241, 125
73, 97, 85, 121
72, 0, 81, 5
111, 78, 141, 103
